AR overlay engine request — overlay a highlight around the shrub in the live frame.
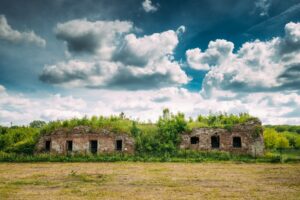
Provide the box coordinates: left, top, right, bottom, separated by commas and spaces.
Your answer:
264, 128, 279, 149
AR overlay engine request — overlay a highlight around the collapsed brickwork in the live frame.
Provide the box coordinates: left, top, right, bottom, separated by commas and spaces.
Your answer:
180, 119, 264, 156
36, 119, 264, 156
36, 126, 135, 154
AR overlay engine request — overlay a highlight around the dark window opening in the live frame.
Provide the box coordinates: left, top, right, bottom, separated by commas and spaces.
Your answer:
116, 140, 123, 151
190, 136, 199, 144
67, 140, 73, 152
233, 137, 242, 148
45, 140, 51, 152
211, 136, 220, 148
90, 140, 98, 154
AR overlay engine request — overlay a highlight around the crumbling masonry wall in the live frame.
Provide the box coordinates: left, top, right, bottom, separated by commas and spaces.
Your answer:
36, 126, 135, 154
180, 119, 264, 156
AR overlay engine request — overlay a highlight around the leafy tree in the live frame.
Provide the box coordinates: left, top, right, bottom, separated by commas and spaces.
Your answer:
29, 120, 46, 128
130, 121, 141, 137
277, 135, 290, 150
295, 137, 300, 149
264, 128, 279, 149
156, 111, 187, 153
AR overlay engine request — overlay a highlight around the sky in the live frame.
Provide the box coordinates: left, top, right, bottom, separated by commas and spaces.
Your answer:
0, 0, 300, 126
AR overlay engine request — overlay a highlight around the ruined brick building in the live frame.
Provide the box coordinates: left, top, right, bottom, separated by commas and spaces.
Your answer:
180, 119, 264, 156
36, 126, 135, 154
36, 119, 264, 156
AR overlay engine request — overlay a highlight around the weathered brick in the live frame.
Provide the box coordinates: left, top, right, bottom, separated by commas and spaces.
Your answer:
36, 126, 135, 154
180, 119, 264, 156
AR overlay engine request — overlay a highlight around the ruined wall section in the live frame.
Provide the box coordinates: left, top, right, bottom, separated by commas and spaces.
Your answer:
180, 119, 264, 156
36, 126, 135, 154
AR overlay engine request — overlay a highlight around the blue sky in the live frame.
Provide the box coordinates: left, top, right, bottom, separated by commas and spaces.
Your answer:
0, 0, 300, 125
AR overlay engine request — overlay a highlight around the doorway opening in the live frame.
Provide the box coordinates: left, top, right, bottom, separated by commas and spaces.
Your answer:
233, 137, 242, 148
90, 140, 98, 154
116, 140, 123, 151
45, 140, 51, 152
66, 140, 73, 152
211, 135, 220, 148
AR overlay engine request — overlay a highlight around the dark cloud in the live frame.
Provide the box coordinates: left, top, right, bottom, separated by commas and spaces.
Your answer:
113, 48, 148, 66
54, 19, 133, 56
56, 32, 99, 54
151, 96, 171, 103
39, 59, 188, 90
277, 63, 300, 90
90, 68, 183, 90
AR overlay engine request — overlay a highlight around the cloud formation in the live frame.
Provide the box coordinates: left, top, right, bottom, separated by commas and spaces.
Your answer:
2, 84, 300, 126
40, 57, 188, 90
186, 22, 300, 97
142, 0, 158, 13
41, 20, 188, 90
186, 39, 234, 70
113, 30, 179, 66
55, 19, 133, 58
0, 15, 46, 47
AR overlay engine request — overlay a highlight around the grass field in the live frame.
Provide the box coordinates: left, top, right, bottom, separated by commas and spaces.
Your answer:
0, 163, 299, 200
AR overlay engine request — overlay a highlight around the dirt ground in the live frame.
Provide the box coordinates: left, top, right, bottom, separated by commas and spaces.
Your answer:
0, 162, 299, 199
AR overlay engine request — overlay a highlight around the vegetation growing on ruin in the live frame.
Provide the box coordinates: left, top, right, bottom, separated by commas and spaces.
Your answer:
188, 112, 257, 131
0, 110, 300, 162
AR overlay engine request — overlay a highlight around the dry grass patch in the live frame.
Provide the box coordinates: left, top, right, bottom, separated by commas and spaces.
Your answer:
0, 162, 299, 199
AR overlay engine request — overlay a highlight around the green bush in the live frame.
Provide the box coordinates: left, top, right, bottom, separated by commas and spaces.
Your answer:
263, 128, 300, 150
264, 128, 279, 149
0, 127, 39, 154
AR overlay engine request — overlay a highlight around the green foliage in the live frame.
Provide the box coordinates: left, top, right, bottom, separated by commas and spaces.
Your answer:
263, 128, 300, 150
134, 110, 188, 155
253, 125, 263, 138
277, 135, 290, 149
1, 149, 299, 163
40, 116, 134, 135
280, 131, 300, 149
0, 127, 39, 154
156, 111, 187, 153
264, 125, 300, 134
264, 128, 279, 149
0, 111, 261, 156
190, 112, 257, 130
29, 120, 46, 128
130, 121, 141, 137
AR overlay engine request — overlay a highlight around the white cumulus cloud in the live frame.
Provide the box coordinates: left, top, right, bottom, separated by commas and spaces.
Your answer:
186, 22, 300, 97
114, 30, 179, 66
0, 15, 46, 47
2, 86, 300, 125
55, 19, 133, 58
186, 39, 234, 70
41, 21, 189, 90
